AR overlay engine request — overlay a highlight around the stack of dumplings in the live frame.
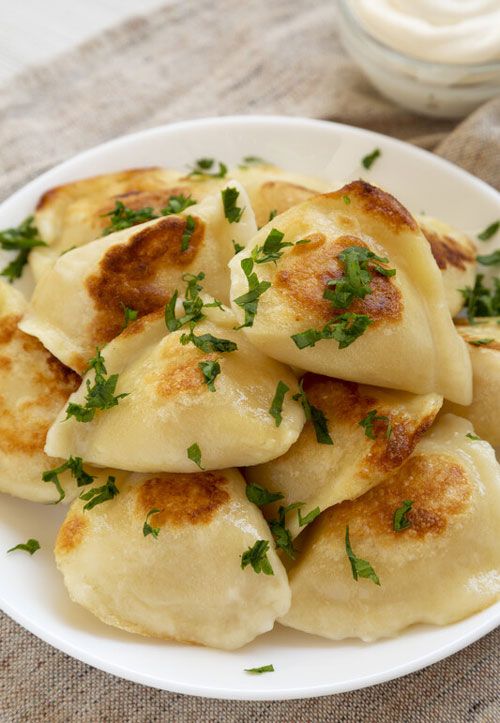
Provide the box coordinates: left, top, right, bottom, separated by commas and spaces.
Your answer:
1, 156, 499, 652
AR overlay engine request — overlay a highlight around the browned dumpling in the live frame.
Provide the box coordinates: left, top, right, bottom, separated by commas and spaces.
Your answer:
246, 374, 442, 538
280, 415, 500, 641
55, 468, 291, 650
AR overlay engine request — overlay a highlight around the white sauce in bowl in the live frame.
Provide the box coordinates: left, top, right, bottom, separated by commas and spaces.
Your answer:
349, 0, 500, 64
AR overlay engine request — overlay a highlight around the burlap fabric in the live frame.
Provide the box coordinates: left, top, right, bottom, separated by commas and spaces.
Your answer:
0, 1, 499, 720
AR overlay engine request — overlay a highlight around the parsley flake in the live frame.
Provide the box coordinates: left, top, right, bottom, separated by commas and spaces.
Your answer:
477, 250, 500, 266
42, 456, 96, 503
0, 215, 46, 282
268, 503, 302, 559
343, 195, 351, 205
269, 381, 290, 427
165, 272, 206, 332
466, 432, 481, 441
362, 148, 381, 170
345, 526, 380, 585
477, 221, 499, 241
232, 240, 244, 255
180, 323, 238, 353
323, 246, 396, 310
293, 381, 333, 445
181, 215, 195, 252
245, 664, 275, 674
161, 193, 196, 216
241, 539, 274, 575
268, 209, 278, 222
233, 257, 271, 328
198, 359, 221, 391
298, 506, 321, 527
79, 476, 119, 511
359, 409, 392, 440
291, 312, 373, 350
102, 201, 158, 235
187, 442, 204, 469
460, 275, 500, 323
143, 508, 162, 539
221, 187, 244, 224
121, 304, 138, 330
393, 500, 413, 532
188, 158, 227, 179
469, 337, 494, 346
246, 483, 284, 506
252, 228, 291, 264
65, 349, 128, 423
7, 538, 40, 555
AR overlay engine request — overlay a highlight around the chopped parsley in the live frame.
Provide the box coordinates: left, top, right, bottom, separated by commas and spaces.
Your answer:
393, 500, 413, 532
291, 312, 373, 350
268, 209, 278, 222
187, 442, 204, 469
143, 508, 162, 538
268, 503, 302, 559
362, 148, 381, 170
359, 410, 392, 440
244, 664, 275, 674
161, 193, 196, 216
466, 432, 481, 441
79, 476, 119, 511
477, 250, 500, 266
460, 275, 500, 323
323, 246, 396, 310
293, 381, 333, 445
102, 201, 158, 235
42, 456, 96, 503
269, 381, 290, 427
246, 483, 284, 506
252, 228, 291, 264
7, 538, 40, 555
180, 323, 238, 353
232, 240, 244, 255
121, 304, 138, 330
188, 158, 227, 179
477, 221, 499, 241
65, 349, 128, 423
221, 187, 244, 223
241, 539, 274, 575
233, 257, 271, 328
239, 155, 269, 169
343, 195, 351, 205
165, 272, 206, 332
298, 506, 321, 527
198, 359, 221, 391
181, 215, 195, 252
345, 526, 380, 585
469, 338, 494, 346
0, 215, 46, 282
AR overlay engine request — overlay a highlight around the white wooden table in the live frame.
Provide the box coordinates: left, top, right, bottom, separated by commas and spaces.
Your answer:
0, 0, 164, 84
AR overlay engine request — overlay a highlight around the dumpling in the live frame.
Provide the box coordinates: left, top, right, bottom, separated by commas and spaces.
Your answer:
0, 281, 84, 503
280, 414, 500, 641
246, 374, 442, 539
31, 167, 218, 279
417, 214, 476, 317
229, 181, 472, 405
55, 467, 290, 650
20, 182, 257, 373
231, 161, 331, 228
44, 302, 305, 472
443, 318, 500, 447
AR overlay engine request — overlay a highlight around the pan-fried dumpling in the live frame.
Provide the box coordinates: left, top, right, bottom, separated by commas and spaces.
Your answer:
246, 374, 442, 539
231, 161, 331, 228
229, 181, 472, 405
30, 167, 227, 280
20, 182, 257, 373
55, 467, 290, 650
280, 414, 500, 641
0, 281, 84, 503
417, 215, 476, 317
45, 303, 305, 472
443, 318, 500, 447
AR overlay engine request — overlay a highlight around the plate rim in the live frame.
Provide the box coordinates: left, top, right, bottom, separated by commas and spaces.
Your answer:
0, 114, 499, 700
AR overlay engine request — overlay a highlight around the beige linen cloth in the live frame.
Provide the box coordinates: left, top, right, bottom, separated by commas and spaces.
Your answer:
0, 1, 499, 721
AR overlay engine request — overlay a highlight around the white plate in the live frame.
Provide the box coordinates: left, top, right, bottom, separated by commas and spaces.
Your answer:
0, 116, 499, 701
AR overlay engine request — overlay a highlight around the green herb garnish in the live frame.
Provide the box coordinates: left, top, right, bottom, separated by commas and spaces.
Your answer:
0, 216, 46, 282
181, 215, 195, 252
198, 359, 221, 391
268, 209, 278, 222
180, 323, 238, 353
477, 250, 500, 266
268, 503, 302, 559
293, 381, 333, 445
188, 158, 227, 179
362, 148, 381, 170
269, 380, 290, 427
343, 195, 351, 205
460, 275, 500, 323
102, 201, 158, 235
469, 338, 494, 346
466, 432, 481, 441
221, 187, 244, 223
477, 221, 499, 241
187, 442, 204, 469
291, 312, 373, 350
42, 456, 96, 503
245, 664, 275, 674
7, 538, 40, 555
65, 349, 128, 423
161, 193, 196, 216
324, 246, 396, 310
232, 240, 244, 255
345, 526, 380, 585
165, 272, 206, 332
252, 228, 291, 264
298, 506, 321, 527
393, 500, 413, 532
359, 409, 392, 440
121, 304, 138, 330
241, 539, 274, 575
246, 483, 284, 506
79, 476, 119, 511
143, 508, 162, 538
233, 257, 272, 328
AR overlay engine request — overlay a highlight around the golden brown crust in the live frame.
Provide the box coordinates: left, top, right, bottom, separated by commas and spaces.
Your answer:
95, 186, 193, 232
55, 513, 89, 554
155, 347, 217, 398
0, 314, 21, 344
420, 226, 475, 271
136, 473, 230, 527
328, 181, 418, 231
275, 236, 402, 325
85, 215, 205, 347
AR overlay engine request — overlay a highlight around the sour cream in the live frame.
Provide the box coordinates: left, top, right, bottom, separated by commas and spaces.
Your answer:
349, 0, 500, 65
